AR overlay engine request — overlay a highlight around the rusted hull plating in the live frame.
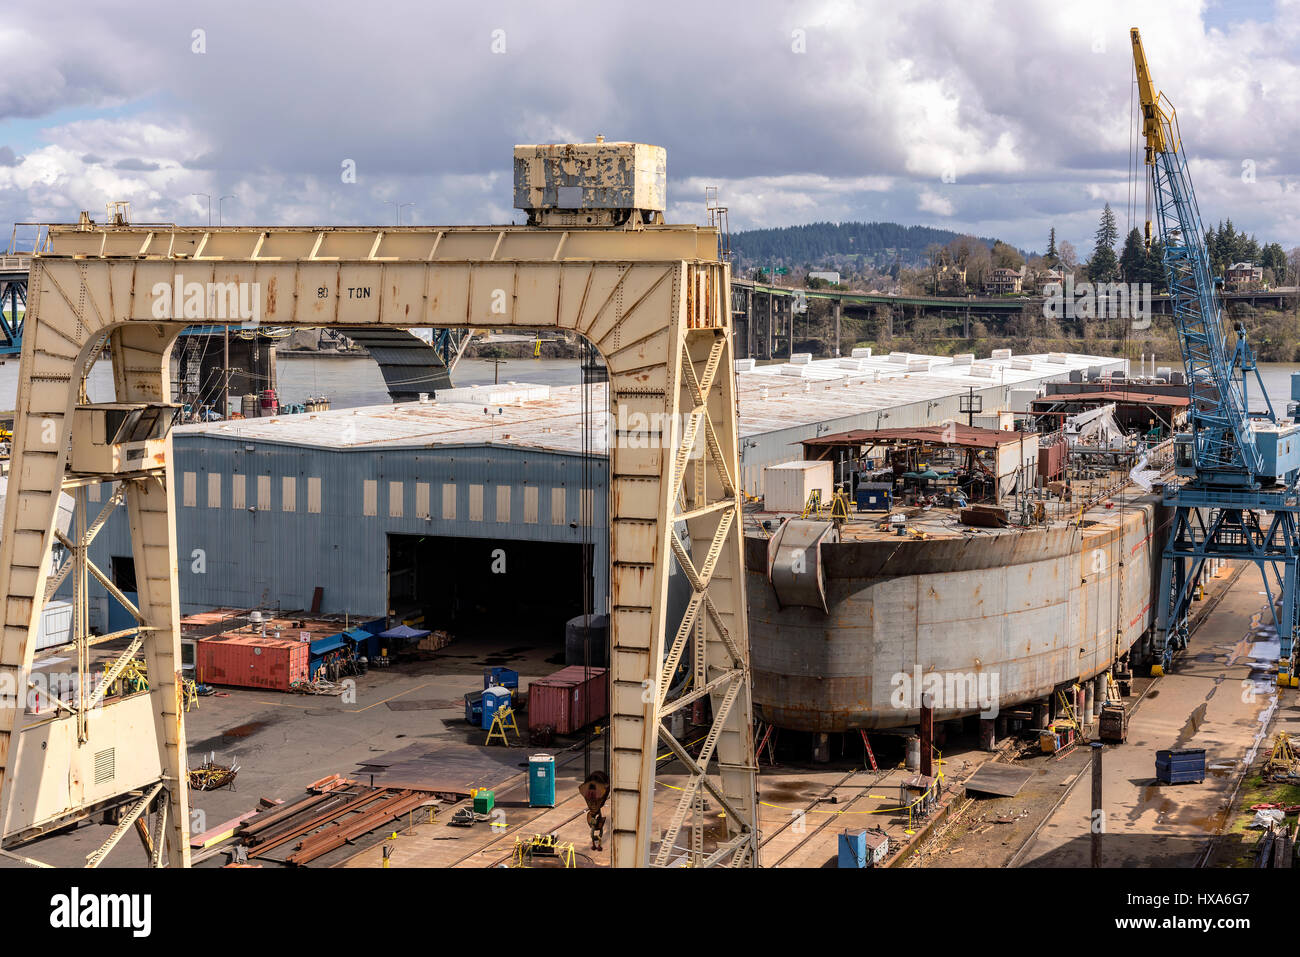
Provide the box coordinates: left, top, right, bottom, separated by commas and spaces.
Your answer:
745, 498, 1167, 732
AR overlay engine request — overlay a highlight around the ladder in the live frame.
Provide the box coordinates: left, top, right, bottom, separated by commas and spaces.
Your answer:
859, 729, 878, 771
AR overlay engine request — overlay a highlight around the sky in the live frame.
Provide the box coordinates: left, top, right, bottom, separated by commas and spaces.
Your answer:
0, 0, 1297, 260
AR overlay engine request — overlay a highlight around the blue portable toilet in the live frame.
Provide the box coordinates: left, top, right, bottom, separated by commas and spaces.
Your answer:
529, 753, 556, 807
481, 685, 512, 730
838, 828, 868, 868
483, 667, 520, 691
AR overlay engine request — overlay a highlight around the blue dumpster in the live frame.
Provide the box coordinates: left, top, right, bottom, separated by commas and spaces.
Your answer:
481, 685, 512, 730
855, 483, 893, 512
529, 753, 556, 807
483, 667, 520, 691
1155, 748, 1206, 784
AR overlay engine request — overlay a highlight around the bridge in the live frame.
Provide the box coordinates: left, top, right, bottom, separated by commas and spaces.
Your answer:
0, 255, 30, 357
729, 276, 1299, 360
2, 244, 1293, 368
0, 249, 467, 401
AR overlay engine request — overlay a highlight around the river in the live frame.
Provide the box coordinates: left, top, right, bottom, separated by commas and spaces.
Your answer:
0, 353, 1294, 417
1141, 359, 1297, 414
0, 355, 586, 412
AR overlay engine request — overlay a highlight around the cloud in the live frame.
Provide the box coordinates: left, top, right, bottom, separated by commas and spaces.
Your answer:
0, 0, 1295, 255
918, 188, 956, 218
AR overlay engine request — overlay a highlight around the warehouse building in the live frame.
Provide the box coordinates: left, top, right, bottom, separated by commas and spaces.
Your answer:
70, 349, 1121, 644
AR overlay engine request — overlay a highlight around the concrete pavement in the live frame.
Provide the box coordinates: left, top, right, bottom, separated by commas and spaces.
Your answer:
1018, 563, 1279, 867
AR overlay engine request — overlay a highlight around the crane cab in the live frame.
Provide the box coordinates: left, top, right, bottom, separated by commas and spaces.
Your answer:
1252, 421, 1300, 488
68, 402, 178, 475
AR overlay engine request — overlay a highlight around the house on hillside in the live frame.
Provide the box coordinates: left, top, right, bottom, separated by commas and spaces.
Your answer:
985, 265, 1026, 295
1225, 262, 1264, 290
930, 263, 967, 295
1037, 268, 1067, 294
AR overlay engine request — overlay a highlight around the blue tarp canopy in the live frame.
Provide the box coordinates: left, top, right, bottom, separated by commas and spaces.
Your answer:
378, 624, 430, 641
310, 632, 347, 656
345, 627, 373, 644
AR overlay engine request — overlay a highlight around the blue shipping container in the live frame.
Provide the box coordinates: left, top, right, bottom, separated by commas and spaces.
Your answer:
482, 685, 512, 730
529, 753, 556, 807
1155, 748, 1206, 784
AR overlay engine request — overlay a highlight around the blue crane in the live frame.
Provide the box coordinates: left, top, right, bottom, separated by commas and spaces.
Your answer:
1132, 28, 1300, 678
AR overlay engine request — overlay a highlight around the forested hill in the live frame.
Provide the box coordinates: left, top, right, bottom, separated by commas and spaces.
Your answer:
731, 221, 1004, 268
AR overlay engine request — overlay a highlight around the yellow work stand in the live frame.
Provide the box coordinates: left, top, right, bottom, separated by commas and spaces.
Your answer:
486, 706, 521, 746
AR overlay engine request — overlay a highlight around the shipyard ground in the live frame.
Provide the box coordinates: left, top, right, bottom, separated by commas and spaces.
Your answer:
920, 559, 1293, 868
8, 554, 1289, 868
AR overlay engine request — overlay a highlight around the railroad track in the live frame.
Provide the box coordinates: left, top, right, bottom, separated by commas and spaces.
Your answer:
760, 767, 893, 868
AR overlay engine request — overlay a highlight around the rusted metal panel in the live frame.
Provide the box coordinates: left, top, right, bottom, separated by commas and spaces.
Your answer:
513, 142, 666, 213
767, 518, 836, 612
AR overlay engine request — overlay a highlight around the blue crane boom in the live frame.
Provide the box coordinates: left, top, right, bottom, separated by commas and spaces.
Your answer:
1131, 27, 1300, 676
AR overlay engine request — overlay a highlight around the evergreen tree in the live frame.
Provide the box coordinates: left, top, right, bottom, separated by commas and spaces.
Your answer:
1144, 240, 1167, 294
1262, 242, 1287, 278
1118, 228, 1146, 283
1045, 228, 1059, 267
1088, 203, 1120, 283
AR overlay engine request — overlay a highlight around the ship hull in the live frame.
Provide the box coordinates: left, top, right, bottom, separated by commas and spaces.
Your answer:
744, 498, 1168, 732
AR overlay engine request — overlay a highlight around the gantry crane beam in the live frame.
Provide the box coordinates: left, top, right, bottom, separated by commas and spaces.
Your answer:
0, 221, 759, 867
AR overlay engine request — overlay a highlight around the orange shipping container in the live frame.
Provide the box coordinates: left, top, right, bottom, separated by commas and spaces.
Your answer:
197, 634, 309, 691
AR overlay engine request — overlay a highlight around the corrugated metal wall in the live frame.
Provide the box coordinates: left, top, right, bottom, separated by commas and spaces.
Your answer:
75, 436, 609, 618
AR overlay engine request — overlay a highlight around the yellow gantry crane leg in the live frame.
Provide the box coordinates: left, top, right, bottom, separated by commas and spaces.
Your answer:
0, 220, 758, 867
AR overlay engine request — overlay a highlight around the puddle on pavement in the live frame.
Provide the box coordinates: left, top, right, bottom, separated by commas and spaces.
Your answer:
219, 721, 266, 738
1173, 702, 1208, 749
760, 780, 816, 802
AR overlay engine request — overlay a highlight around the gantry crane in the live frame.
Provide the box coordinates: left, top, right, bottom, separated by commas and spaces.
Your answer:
1131, 28, 1300, 674
0, 142, 759, 868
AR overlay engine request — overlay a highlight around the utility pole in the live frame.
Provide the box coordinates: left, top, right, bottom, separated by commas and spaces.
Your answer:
218, 194, 235, 226
192, 192, 212, 227
385, 202, 415, 226
223, 324, 230, 418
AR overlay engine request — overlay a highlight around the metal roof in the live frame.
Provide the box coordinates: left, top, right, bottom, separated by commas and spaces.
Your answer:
801, 424, 1035, 451
176, 350, 1117, 453
1030, 389, 1190, 408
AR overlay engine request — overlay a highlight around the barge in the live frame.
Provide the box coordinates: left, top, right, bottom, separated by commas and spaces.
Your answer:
743, 446, 1170, 733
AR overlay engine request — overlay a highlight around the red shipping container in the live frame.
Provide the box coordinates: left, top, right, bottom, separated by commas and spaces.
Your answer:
197, 634, 309, 691
528, 666, 608, 734
1038, 440, 1067, 482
